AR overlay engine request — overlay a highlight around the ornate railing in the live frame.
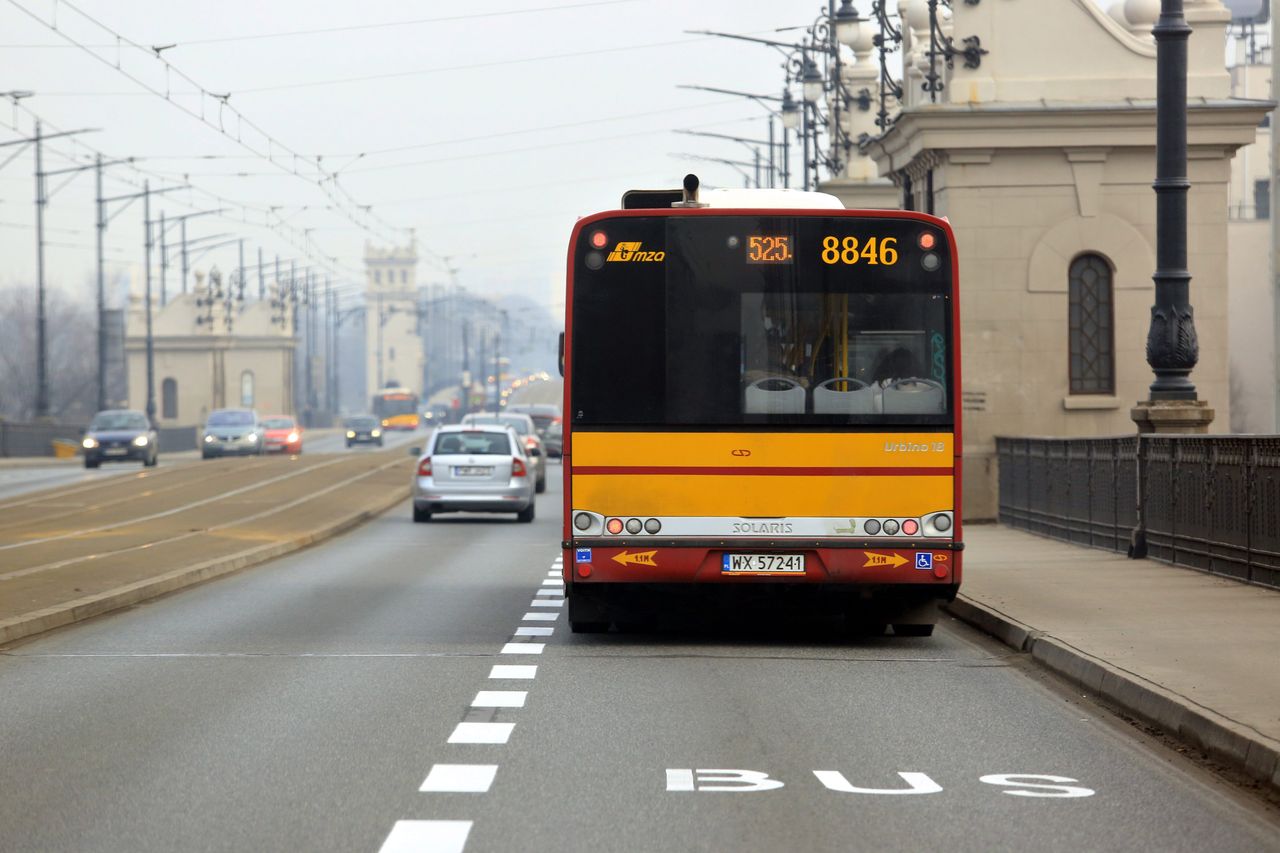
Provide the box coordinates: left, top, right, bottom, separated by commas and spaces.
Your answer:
996, 435, 1280, 590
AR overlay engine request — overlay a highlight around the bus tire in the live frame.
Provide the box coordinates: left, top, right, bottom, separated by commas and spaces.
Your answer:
893, 623, 934, 637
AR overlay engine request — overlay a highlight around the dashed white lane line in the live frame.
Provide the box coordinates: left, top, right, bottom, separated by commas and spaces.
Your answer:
535, 588, 564, 597
448, 722, 516, 744
500, 642, 545, 655
489, 664, 537, 679
472, 690, 528, 708
541, 579, 564, 586
419, 765, 499, 793
378, 820, 472, 853
514, 626, 554, 637
530, 599, 563, 607
522, 611, 559, 621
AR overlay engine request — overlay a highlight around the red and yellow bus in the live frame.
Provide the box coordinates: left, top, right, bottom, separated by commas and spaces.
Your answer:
372, 386, 421, 431
560, 179, 961, 636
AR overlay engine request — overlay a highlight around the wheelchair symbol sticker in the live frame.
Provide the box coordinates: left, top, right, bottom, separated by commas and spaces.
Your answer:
914, 553, 933, 570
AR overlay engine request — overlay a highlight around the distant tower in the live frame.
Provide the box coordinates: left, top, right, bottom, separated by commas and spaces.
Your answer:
365, 242, 422, 398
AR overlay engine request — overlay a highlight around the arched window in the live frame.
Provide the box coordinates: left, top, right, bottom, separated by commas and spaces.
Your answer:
1068, 253, 1115, 395
240, 370, 255, 407
400, 269, 408, 284
161, 378, 178, 419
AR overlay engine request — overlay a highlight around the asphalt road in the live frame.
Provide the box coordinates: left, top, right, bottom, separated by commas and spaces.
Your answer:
1, 463, 1277, 852
0, 428, 420, 502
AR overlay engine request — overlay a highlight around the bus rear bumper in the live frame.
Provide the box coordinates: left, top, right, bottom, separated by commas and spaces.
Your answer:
563, 544, 962, 587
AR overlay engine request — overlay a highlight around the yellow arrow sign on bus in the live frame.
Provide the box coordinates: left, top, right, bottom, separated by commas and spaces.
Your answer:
613, 550, 658, 567
863, 552, 909, 569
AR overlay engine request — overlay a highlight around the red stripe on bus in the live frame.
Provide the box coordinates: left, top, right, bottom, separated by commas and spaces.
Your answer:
572, 466, 954, 477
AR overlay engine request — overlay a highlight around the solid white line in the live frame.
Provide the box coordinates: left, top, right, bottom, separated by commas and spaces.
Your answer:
522, 612, 559, 621
515, 626, 553, 637
472, 690, 527, 708
500, 642, 544, 655
489, 664, 537, 679
378, 820, 472, 853
530, 599, 563, 608
448, 722, 515, 744
419, 764, 498, 793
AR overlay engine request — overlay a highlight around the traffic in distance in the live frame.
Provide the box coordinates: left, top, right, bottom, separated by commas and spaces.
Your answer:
559, 176, 959, 635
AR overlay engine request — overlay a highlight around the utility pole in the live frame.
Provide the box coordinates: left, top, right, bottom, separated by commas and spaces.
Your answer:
461, 319, 470, 416
95, 154, 106, 412
143, 181, 156, 426
34, 121, 48, 418
257, 247, 265, 301
159, 210, 168, 306
1272, 0, 1279, 429
493, 328, 501, 412
237, 239, 245, 304
325, 275, 333, 417
181, 217, 188, 295
376, 291, 384, 391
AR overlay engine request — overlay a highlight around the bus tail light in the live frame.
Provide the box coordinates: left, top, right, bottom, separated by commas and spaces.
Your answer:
512, 457, 527, 477
901, 519, 919, 536
417, 457, 433, 476
606, 518, 624, 535
918, 232, 937, 250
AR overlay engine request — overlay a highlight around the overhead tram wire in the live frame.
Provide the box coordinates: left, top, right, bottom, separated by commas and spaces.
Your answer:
0, 106, 363, 280
4, 0, 415, 252
0, 0, 641, 49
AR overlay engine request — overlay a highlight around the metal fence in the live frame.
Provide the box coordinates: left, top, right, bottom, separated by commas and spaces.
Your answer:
0, 422, 86, 457
997, 435, 1280, 591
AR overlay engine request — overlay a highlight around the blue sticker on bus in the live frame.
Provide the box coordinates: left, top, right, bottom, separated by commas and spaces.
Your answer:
576, 548, 592, 563
915, 553, 933, 570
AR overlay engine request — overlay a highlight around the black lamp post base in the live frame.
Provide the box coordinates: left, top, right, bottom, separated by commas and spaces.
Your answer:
1130, 399, 1215, 434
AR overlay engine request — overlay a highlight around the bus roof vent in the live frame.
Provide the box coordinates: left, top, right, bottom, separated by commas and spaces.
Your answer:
671, 174, 710, 209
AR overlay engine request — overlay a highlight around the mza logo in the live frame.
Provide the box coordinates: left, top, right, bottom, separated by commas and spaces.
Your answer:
606, 241, 665, 262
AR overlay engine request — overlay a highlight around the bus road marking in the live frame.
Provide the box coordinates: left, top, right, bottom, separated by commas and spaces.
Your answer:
419, 765, 498, 793
500, 642, 545, 654
448, 722, 515, 744
378, 820, 472, 853
471, 691, 527, 708
489, 665, 536, 679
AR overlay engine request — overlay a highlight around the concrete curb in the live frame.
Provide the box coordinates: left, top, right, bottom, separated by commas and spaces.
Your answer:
945, 595, 1280, 794
0, 484, 410, 647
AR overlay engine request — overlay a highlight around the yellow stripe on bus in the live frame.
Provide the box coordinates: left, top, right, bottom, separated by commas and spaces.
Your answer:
571, 431, 953, 468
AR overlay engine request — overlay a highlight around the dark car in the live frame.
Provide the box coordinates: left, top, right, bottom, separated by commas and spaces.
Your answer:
82, 409, 158, 469
345, 415, 383, 447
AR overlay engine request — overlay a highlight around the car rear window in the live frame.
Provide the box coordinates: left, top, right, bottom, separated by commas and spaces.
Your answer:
433, 432, 512, 455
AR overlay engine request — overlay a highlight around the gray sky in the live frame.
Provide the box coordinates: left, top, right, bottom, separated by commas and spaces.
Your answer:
1, 0, 830, 312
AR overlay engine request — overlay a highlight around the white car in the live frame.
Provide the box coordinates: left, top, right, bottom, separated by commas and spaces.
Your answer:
412, 424, 536, 523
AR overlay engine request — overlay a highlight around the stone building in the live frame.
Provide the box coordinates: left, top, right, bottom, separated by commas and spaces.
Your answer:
364, 243, 422, 398
125, 268, 297, 426
814, 0, 1270, 517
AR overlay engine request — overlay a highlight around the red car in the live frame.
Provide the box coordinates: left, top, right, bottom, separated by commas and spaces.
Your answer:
261, 416, 303, 454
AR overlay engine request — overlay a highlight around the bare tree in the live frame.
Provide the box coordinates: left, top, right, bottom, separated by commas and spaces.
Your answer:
0, 285, 99, 423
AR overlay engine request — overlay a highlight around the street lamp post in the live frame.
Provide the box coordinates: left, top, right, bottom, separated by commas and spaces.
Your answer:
143, 181, 156, 427
1132, 0, 1213, 433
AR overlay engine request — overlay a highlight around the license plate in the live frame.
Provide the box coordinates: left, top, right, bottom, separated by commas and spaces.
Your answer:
722, 553, 806, 575
103, 447, 128, 456
455, 466, 494, 477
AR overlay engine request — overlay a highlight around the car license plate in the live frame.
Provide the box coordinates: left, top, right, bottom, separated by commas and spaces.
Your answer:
103, 447, 128, 456
722, 553, 806, 575
455, 466, 493, 477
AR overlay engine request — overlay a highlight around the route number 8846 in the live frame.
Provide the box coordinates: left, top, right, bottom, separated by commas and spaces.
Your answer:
821, 235, 899, 266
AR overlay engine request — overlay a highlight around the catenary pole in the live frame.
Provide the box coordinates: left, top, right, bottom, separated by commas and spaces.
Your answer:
143, 181, 156, 426
1272, 0, 1279, 429
34, 121, 49, 418
95, 154, 107, 411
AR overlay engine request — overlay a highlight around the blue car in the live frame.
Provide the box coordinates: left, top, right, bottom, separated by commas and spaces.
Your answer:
82, 409, 158, 469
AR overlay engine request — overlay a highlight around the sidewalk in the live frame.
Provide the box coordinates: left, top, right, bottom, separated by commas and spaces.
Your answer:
950, 524, 1280, 792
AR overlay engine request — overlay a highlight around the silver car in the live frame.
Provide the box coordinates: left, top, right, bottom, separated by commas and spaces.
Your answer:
460, 412, 547, 493
201, 408, 265, 458
412, 424, 536, 523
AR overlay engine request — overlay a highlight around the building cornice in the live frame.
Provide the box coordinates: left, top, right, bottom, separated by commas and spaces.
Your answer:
864, 99, 1274, 177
